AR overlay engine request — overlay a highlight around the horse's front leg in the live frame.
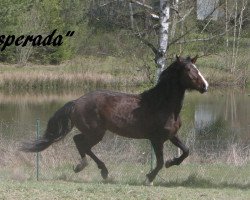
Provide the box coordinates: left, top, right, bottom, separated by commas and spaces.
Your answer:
165, 135, 189, 168
145, 139, 164, 185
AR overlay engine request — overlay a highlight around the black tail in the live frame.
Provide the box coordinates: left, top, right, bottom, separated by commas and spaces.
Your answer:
21, 101, 75, 152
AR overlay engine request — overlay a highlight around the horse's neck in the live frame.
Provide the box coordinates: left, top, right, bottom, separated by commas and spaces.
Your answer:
159, 82, 185, 115
141, 78, 185, 116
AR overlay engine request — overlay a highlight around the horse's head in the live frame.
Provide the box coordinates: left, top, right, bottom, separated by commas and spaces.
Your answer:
176, 55, 209, 93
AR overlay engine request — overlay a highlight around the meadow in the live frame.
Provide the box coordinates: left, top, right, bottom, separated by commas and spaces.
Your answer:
0, 1, 249, 198
0, 52, 249, 94
1, 126, 249, 199
1, 178, 250, 200
0, 40, 249, 200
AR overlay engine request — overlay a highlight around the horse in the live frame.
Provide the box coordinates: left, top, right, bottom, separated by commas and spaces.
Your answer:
21, 55, 209, 185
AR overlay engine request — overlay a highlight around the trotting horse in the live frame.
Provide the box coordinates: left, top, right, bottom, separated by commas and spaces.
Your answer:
22, 55, 208, 185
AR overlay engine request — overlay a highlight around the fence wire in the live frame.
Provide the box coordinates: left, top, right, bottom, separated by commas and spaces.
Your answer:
0, 120, 249, 187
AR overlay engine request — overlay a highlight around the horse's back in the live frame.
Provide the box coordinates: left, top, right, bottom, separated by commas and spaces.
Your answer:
71, 90, 142, 134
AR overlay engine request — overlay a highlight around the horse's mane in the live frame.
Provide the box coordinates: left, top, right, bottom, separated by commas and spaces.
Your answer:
140, 59, 187, 110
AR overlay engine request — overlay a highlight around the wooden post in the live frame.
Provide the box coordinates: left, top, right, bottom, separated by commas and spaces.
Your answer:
36, 119, 40, 181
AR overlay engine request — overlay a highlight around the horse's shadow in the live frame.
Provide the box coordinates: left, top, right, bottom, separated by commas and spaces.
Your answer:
154, 173, 250, 190
100, 173, 250, 190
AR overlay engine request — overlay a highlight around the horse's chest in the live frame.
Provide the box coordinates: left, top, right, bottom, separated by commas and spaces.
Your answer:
161, 114, 181, 138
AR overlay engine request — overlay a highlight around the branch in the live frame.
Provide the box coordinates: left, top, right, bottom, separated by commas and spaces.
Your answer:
130, 0, 154, 10
98, 0, 117, 7
135, 34, 158, 56
129, 0, 159, 19
173, 22, 239, 46
174, 32, 227, 44
176, 7, 194, 24
168, 2, 225, 48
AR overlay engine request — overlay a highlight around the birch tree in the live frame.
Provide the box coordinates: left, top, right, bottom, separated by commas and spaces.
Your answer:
88, 0, 249, 86
127, 0, 171, 78
157, 0, 170, 74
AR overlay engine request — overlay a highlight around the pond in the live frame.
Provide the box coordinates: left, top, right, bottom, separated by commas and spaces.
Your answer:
0, 88, 249, 153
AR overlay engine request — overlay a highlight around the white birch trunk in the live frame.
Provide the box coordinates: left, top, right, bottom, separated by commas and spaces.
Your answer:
225, 0, 229, 70
151, 0, 170, 168
232, 0, 238, 72
129, 2, 134, 30
225, 0, 229, 48
156, 0, 170, 77
234, 0, 247, 71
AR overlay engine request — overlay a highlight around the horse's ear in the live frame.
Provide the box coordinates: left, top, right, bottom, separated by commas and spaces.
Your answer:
191, 55, 198, 63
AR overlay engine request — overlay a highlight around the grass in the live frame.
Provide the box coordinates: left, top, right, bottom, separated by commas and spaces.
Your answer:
0, 53, 249, 93
1, 149, 250, 199
0, 56, 147, 93
1, 131, 249, 186
0, 123, 249, 199
0, 175, 249, 200
197, 53, 249, 87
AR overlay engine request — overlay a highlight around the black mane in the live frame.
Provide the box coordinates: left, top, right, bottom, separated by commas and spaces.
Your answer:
140, 59, 186, 111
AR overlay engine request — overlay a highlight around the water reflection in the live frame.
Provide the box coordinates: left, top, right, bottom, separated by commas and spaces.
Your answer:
191, 90, 249, 142
0, 89, 249, 145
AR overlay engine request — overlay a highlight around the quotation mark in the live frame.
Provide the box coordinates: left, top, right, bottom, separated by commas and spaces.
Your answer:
65, 31, 75, 37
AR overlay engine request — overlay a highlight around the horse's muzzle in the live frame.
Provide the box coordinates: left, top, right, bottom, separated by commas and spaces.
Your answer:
200, 83, 208, 93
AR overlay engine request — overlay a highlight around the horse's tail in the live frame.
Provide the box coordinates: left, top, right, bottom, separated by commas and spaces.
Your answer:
21, 101, 75, 152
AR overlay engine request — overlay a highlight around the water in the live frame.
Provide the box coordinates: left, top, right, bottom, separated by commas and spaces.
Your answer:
0, 88, 249, 146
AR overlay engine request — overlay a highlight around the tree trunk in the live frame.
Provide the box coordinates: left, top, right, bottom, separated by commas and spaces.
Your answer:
129, 2, 134, 29
234, 0, 247, 72
231, 0, 238, 72
156, 0, 170, 77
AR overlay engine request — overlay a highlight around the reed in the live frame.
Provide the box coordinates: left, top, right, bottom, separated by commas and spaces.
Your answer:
0, 56, 147, 93
0, 55, 249, 93
0, 127, 249, 185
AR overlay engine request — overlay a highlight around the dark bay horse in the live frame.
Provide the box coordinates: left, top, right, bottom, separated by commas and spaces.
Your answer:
22, 55, 209, 185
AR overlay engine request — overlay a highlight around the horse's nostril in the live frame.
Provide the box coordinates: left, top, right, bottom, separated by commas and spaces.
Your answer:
201, 83, 208, 92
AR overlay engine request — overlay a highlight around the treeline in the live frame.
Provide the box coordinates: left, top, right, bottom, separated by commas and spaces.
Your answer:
0, 0, 143, 65
0, 0, 249, 65
0, 0, 88, 64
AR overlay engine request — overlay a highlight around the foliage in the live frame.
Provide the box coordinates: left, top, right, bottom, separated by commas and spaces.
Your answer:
0, 0, 88, 64
0, 0, 249, 82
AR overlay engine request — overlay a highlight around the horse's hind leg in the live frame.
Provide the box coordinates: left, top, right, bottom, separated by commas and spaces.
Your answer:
73, 134, 88, 173
73, 131, 108, 179
165, 135, 189, 168
86, 149, 108, 179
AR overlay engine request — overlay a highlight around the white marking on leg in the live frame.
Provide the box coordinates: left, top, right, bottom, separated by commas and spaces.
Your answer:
144, 177, 154, 186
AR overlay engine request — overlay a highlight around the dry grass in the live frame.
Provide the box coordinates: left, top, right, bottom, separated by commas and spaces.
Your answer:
197, 53, 249, 87
1, 179, 249, 200
0, 54, 249, 93
0, 56, 148, 92
1, 128, 249, 185
0, 70, 145, 92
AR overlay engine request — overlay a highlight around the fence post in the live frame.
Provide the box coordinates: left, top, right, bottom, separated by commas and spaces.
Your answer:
36, 119, 40, 181
151, 145, 154, 170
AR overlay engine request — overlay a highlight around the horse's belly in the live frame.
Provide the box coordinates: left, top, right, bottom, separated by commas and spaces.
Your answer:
107, 124, 149, 139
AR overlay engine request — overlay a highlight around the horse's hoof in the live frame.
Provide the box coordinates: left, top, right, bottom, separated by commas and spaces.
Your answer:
73, 164, 83, 173
73, 158, 88, 173
101, 168, 108, 180
144, 177, 154, 186
165, 159, 174, 168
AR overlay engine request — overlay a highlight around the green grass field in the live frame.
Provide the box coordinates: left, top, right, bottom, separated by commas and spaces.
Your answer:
1, 130, 249, 200
0, 53, 249, 93
1, 179, 249, 200
1, 162, 249, 200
